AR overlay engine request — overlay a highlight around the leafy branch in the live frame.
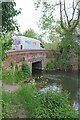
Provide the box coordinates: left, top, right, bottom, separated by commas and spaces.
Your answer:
59, 0, 80, 32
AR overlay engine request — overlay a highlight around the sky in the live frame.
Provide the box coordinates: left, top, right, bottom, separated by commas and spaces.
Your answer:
14, 0, 77, 35
14, 0, 42, 34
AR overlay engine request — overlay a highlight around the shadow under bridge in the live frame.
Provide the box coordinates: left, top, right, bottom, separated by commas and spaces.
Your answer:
32, 60, 42, 72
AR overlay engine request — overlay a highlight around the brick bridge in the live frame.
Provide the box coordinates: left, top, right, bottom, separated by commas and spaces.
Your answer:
3, 50, 57, 73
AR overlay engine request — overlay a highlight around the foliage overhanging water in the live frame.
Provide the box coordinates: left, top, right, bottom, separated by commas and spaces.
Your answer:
32, 70, 80, 112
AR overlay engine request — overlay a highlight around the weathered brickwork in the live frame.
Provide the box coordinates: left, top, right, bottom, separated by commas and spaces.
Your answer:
3, 50, 56, 72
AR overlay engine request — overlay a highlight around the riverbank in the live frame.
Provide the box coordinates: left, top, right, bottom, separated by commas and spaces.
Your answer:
2, 80, 78, 118
2, 65, 80, 118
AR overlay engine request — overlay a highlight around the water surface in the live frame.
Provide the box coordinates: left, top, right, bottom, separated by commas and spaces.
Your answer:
33, 70, 80, 111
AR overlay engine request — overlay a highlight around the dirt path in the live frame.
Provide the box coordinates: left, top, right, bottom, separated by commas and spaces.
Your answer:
2, 83, 20, 92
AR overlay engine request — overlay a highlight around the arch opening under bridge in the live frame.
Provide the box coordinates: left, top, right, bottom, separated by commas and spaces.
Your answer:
32, 60, 42, 72
3, 50, 57, 73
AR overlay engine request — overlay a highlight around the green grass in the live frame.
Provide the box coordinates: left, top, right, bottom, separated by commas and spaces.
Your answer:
2, 90, 27, 118
2, 63, 31, 84
2, 69, 16, 84
2, 81, 78, 118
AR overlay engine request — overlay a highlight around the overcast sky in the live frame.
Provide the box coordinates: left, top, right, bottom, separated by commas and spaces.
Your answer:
14, 0, 77, 34
14, 0, 42, 34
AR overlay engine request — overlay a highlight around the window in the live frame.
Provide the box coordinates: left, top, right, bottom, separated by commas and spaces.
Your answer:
20, 45, 23, 50
40, 43, 44, 48
13, 38, 21, 45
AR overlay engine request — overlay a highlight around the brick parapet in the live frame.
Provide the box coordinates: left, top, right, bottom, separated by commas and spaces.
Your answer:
3, 50, 56, 69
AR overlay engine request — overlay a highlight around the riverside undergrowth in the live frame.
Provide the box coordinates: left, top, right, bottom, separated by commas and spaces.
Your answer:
2, 63, 31, 84
2, 80, 78, 118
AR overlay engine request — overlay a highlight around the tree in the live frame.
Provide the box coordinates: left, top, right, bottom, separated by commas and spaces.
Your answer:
2, 2, 21, 60
34, 0, 62, 49
2, 2, 21, 33
34, 0, 80, 70
23, 28, 44, 42
58, 0, 80, 70
2, 33, 13, 60
59, 0, 80, 32
23, 29, 38, 39
34, 0, 80, 41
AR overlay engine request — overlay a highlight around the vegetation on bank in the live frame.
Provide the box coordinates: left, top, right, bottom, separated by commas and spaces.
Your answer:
2, 63, 31, 84
2, 80, 78, 118
34, 0, 80, 71
46, 59, 71, 71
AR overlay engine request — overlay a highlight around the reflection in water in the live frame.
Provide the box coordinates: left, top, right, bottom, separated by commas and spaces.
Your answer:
40, 84, 60, 92
73, 100, 79, 111
32, 70, 80, 112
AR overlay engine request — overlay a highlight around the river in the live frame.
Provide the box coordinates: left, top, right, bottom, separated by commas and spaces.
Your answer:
32, 69, 80, 113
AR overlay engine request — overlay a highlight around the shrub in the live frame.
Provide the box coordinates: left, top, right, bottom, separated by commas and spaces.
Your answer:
21, 63, 31, 78
2, 68, 16, 84
17, 81, 78, 118
2, 100, 9, 118
17, 81, 40, 117
46, 59, 71, 71
2, 81, 78, 118
15, 63, 31, 82
2, 63, 31, 84
2, 90, 23, 118
32, 89, 78, 118
46, 60, 57, 70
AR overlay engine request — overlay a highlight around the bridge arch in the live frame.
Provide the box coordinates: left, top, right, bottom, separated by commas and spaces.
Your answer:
32, 60, 42, 71
3, 50, 57, 73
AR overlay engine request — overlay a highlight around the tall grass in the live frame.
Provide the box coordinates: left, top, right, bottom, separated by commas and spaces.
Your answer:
2, 81, 78, 118
2, 63, 31, 84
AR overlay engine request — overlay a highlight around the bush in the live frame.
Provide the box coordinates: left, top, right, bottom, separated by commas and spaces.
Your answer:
32, 89, 78, 118
2, 90, 23, 118
17, 81, 78, 118
2, 81, 78, 118
46, 59, 71, 71
46, 60, 57, 70
17, 81, 40, 117
2, 68, 16, 84
15, 63, 31, 82
2, 63, 31, 84
21, 63, 31, 78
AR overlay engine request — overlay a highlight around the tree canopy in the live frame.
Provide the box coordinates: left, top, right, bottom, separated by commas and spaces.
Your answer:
34, 0, 80, 38
2, 2, 21, 33
23, 29, 38, 39
2, 2, 21, 60
34, 0, 80, 70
